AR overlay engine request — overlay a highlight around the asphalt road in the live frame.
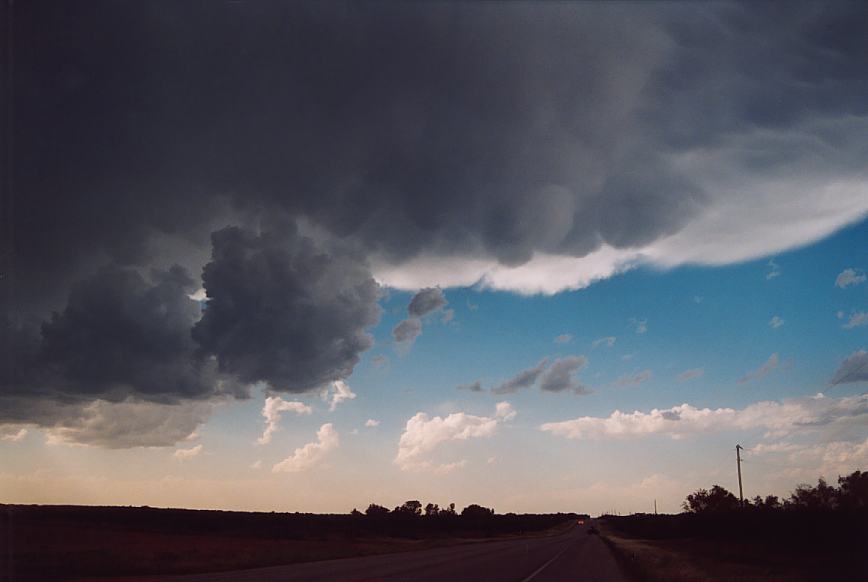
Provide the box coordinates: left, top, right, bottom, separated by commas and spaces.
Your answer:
152, 522, 630, 582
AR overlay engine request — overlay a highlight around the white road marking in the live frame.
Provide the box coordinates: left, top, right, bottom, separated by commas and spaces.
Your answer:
519, 541, 572, 582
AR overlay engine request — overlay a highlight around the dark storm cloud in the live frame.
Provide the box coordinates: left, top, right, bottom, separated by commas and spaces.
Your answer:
1, 264, 236, 425
192, 225, 382, 392
407, 288, 448, 318
491, 360, 549, 395
6, 1, 868, 443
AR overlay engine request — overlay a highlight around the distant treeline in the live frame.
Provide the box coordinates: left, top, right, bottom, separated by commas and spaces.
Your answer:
1, 502, 583, 541
681, 470, 868, 513
601, 470, 868, 563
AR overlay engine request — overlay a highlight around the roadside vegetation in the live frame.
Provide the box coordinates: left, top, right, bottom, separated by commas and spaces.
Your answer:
1, 501, 580, 579
601, 470, 868, 582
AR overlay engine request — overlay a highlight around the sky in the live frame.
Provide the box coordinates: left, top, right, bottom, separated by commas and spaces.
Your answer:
2, 1, 868, 516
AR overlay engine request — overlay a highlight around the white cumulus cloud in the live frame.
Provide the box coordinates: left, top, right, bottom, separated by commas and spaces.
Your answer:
173, 444, 203, 460
835, 268, 866, 288
395, 402, 515, 472
272, 423, 339, 473
258, 396, 313, 445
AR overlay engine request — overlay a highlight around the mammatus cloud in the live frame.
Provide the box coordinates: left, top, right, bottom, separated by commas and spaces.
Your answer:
629, 318, 648, 334
592, 336, 616, 349
842, 312, 868, 329
540, 393, 868, 440
677, 368, 704, 383
365, 419, 380, 428
272, 423, 339, 473
258, 396, 313, 445
491, 360, 549, 395
769, 315, 785, 329
830, 350, 868, 385
174, 444, 203, 461
613, 369, 653, 388
554, 334, 574, 344
325, 380, 356, 411
395, 402, 516, 472
738, 353, 779, 384
835, 268, 866, 288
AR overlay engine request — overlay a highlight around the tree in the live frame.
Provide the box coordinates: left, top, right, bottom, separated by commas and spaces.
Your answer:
442, 503, 457, 516
461, 504, 495, 519
424, 503, 440, 517
683, 485, 740, 513
789, 477, 837, 509
365, 503, 390, 517
393, 500, 422, 517
837, 470, 868, 509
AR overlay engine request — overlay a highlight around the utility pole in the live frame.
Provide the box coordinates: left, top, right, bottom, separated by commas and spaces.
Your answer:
736, 444, 744, 507
654, 499, 657, 515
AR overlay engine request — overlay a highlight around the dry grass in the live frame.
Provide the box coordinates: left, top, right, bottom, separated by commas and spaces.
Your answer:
598, 522, 827, 582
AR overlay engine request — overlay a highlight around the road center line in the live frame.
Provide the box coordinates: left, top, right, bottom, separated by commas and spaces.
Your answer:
519, 541, 572, 582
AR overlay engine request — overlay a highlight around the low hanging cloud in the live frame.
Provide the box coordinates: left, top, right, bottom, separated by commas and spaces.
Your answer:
272, 423, 339, 473
613, 369, 653, 388
677, 368, 704, 383
540, 393, 868, 441
173, 444, 203, 461
257, 396, 313, 445
737, 353, 780, 384
835, 268, 866, 288
395, 402, 516, 472
830, 350, 868, 385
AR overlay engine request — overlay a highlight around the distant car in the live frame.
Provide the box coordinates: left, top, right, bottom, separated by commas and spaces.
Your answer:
577, 520, 585, 525
587, 526, 599, 535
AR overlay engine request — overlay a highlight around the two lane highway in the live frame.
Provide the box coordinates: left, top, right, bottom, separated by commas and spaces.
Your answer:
153, 521, 629, 582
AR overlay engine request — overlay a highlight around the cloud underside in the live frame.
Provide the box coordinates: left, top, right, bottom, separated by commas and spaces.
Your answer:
540, 393, 868, 441
5, 3, 868, 444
